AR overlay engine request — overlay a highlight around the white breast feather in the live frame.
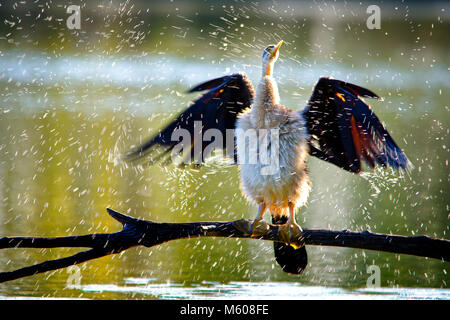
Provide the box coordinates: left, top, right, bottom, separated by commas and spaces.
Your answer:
236, 77, 311, 217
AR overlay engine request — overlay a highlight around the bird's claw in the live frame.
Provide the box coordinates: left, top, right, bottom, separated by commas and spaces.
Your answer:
278, 221, 304, 249
249, 218, 270, 237
232, 218, 269, 237
232, 219, 253, 235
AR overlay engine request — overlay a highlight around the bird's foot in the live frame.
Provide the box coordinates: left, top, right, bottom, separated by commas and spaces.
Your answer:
232, 218, 269, 237
249, 218, 270, 237
278, 221, 304, 249
232, 219, 253, 235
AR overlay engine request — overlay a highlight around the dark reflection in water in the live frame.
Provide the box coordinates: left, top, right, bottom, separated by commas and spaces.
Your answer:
0, 1, 448, 299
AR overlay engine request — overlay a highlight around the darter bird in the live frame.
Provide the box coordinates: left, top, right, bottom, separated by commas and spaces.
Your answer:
121, 41, 411, 274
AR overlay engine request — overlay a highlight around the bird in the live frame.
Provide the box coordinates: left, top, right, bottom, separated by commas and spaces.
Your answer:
120, 40, 412, 275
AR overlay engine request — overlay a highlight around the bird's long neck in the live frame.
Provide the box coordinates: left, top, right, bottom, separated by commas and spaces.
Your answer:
251, 65, 280, 127
263, 60, 274, 78
255, 75, 280, 106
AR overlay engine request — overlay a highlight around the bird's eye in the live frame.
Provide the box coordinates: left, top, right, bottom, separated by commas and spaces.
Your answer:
263, 45, 276, 59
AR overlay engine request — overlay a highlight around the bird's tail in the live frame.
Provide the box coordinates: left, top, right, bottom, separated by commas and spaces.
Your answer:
272, 216, 308, 275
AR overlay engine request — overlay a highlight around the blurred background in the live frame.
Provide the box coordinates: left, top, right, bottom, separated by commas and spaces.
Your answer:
0, 0, 448, 299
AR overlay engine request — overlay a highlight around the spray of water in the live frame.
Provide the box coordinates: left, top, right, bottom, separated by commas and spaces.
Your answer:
359, 166, 410, 198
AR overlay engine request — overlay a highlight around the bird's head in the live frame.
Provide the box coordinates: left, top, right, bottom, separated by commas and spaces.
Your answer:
262, 40, 283, 76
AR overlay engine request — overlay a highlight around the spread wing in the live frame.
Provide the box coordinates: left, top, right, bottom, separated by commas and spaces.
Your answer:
121, 73, 254, 166
303, 77, 412, 173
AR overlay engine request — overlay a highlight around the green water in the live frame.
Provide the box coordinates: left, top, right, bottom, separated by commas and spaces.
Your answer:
0, 1, 448, 299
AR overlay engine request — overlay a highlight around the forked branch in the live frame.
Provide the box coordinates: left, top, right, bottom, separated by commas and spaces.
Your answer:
0, 208, 448, 283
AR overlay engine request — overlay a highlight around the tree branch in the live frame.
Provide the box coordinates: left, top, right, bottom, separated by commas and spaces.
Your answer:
0, 208, 448, 283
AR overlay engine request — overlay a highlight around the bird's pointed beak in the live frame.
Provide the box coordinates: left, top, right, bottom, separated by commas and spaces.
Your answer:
272, 40, 283, 57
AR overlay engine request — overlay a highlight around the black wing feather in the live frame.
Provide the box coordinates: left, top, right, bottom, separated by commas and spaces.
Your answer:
303, 77, 411, 173
122, 73, 254, 166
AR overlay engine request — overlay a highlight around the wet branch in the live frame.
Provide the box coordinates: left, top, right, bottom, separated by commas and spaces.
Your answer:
0, 208, 448, 283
